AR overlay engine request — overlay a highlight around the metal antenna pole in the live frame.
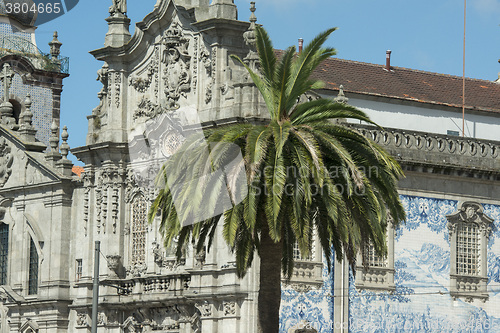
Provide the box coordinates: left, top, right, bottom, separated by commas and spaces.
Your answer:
91, 240, 100, 333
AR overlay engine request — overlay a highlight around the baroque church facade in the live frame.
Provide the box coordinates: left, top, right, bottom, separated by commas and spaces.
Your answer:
0, 0, 499, 332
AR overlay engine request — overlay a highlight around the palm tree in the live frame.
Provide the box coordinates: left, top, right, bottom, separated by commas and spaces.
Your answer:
150, 26, 406, 333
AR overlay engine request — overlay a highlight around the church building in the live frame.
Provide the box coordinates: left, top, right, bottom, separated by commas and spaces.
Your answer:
0, 0, 498, 332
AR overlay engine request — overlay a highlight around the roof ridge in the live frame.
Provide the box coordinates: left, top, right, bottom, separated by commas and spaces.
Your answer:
324, 57, 498, 84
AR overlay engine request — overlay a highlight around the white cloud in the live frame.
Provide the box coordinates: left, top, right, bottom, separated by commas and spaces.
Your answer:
472, 0, 500, 17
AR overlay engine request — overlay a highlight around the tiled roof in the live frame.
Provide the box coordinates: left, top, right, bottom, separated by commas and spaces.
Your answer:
311, 57, 500, 114
72, 166, 84, 177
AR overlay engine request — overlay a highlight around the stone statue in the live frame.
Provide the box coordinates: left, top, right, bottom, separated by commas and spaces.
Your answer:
109, 0, 127, 16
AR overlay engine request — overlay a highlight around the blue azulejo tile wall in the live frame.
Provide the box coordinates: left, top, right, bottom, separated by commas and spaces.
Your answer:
349, 195, 500, 332
280, 258, 334, 333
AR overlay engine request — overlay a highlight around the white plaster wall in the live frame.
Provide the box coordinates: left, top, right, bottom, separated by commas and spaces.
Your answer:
344, 97, 500, 141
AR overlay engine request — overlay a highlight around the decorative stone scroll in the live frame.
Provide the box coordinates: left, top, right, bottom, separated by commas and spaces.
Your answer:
129, 54, 158, 93
0, 138, 13, 188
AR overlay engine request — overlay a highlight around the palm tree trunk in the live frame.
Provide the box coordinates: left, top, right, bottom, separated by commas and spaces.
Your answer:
257, 223, 282, 333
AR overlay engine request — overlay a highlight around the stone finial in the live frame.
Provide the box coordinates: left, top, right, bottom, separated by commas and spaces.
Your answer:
46, 120, 62, 166
19, 94, 37, 141
243, 2, 259, 67
334, 84, 349, 104
49, 31, 62, 59
55, 124, 73, 175
243, 2, 257, 48
21, 94, 33, 127
49, 120, 59, 152
60, 126, 70, 159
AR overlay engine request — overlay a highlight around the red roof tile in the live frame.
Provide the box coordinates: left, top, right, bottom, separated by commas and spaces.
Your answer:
312, 57, 500, 114
72, 166, 84, 177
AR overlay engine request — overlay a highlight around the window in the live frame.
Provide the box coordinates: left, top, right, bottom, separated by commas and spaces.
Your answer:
131, 194, 147, 266
292, 242, 312, 261
75, 259, 82, 282
447, 201, 493, 301
456, 223, 479, 276
355, 216, 395, 292
28, 238, 38, 295
0, 223, 8, 285
283, 232, 323, 292
364, 242, 388, 268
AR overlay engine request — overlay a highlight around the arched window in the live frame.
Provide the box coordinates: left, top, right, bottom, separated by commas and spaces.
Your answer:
131, 194, 147, 266
28, 238, 38, 295
0, 223, 8, 285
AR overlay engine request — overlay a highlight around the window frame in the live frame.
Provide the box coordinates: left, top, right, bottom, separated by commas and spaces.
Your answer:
28, 237, 38, 295
0, 222, 8, 286
447, 201, 493, 302
355, 217, 395, 292
283, 230, 323, 292
75, 259, 83, 282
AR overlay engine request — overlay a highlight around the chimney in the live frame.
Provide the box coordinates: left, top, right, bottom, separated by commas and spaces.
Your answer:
298, 38, 303, 53
385, 50, 392, 71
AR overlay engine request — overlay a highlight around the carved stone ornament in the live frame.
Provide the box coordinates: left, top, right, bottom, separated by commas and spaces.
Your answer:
76, 312, 88, 327
129, 56, 158, 93
0, 138, 13, 188
152, 241, 186, 270
133, 96, 162, 120
126, 263, 147, 277
446, 201, 494, 238
162, 21, 192, 109
222, 301, 236, 316
97, 312, 106, 325
195, 302, 212, 317
93, 63, 109, 116
114, 72, 122, 108
106, 254, 122, 278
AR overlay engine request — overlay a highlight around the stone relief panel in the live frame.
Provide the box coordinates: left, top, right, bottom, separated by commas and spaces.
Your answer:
162, 21, 192, 109
118, 305, 201, 332
128, 18, 214, 125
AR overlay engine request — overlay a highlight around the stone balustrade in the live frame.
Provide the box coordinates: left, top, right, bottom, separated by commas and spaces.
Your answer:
109, 274, 191, 296
351, 124, 499, 176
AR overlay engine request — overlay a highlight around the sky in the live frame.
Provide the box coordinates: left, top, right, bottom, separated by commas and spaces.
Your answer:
31, 0, 500, 164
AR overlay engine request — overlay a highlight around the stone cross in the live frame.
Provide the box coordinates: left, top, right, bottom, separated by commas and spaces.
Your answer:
0, 64, 14, 104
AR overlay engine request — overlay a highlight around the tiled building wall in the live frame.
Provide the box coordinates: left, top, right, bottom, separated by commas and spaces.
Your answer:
349, 195, 500, 332
0, 22, 32, 42
0, 74, 54, 146
280, 264, 335, 333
